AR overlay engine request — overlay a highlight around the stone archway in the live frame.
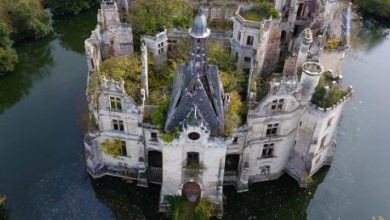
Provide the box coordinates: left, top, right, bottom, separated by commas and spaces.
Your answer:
182, 182, 201, 203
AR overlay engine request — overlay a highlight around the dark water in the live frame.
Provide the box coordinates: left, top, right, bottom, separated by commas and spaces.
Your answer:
0, 9, 389, 219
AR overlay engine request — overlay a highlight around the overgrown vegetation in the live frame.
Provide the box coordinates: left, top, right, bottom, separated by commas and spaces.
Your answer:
148, 62, 177, 105
195, 199, 214, 220
0, 22, 18, 73
209, 19, 233, 32
164, 195, 214, 220
255, 77, 271, 102
165, 195, 185, 220
354, 0, 390, 19
99, 55, 143, 103
324, 38, 343, 50
126, 0, 193, 48
0, 0, 51, 73
151, 96, 170, 129
220, 91, 245, 137
311, 75, 347, 108
185, 162, 204, 178
101, 139, 123, 157
46, 0, 95, 15
0, 195, 5, 206
161, 128, 181, 143
240, 1, 280, 22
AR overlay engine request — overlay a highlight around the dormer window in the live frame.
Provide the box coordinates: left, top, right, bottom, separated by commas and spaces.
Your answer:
109, 96, 122, 112
271, 99, 284, 112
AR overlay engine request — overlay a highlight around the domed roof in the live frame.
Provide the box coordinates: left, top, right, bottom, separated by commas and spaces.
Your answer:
189, 10, 210, 38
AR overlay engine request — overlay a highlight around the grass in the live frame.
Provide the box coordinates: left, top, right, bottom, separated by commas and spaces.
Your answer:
240, 10, 264, 22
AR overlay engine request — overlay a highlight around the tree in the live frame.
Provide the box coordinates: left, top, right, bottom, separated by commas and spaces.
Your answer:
46, 0, 94, 15
126, 0, 193, 46
355, 0, 390, 18
0, 22, 18, 73
7, 0, 52, 41
0, 46, 18, 73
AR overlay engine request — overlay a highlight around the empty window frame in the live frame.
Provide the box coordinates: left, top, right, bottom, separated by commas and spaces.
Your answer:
187, 152, 199, 166
266, 123, 279, 137
113, 119, 124, 131
109, 97, 122, 111
120, 140, 127, 156
244, 57, 251, 63
262, 143, 274, 158
151, 132, 158, 140
260, 165, 270, 175
246, 35, 254, 46
271, 99, 284, 111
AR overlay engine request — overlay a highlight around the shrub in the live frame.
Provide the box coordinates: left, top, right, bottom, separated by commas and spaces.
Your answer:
164, 195, 185, 220
0, 195, 5, 206
161, 128, 180, 143
311, 85, 346, 108
220, 91, 244, 137
324, 39, 342, 50
100, 55, 143, 103
240, 1, 280, 21
195, 199, 214, 220
151, 96, 170, 129
101, 139, 123, 157
256, 78, 270, 102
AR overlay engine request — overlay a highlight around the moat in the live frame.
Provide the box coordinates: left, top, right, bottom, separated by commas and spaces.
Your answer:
0, 8, 389, 220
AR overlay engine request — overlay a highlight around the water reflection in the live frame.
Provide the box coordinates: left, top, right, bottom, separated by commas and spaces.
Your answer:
92, 177, 163, 220
223, 169, 328, 220
358, 20, 390, 51
53, 8, 98, 54
0, 35, 55, 114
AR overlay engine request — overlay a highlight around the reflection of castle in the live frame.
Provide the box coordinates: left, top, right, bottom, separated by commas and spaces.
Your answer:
84, 0, 352, 215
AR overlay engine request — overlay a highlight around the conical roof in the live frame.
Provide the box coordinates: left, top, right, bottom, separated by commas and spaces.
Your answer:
189, 10, 210, 38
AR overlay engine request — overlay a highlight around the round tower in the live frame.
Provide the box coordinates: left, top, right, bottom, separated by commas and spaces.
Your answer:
300, 61, 324, 100
296, 28, 313, 72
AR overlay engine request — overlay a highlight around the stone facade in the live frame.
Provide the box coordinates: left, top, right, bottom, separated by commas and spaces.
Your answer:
84, 0, 352, 216
142, 30, 168, 69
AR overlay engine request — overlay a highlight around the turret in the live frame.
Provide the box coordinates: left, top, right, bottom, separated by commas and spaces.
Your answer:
296, 28, 313, 72
300, 61, 323, 101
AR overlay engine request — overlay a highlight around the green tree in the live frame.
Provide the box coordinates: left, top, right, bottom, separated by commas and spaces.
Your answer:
47, 0, 94, 15
126, 0, 193, 46
7, 0, 52, 41
0, 22, 18, 73
0, 46, 18, 73
355, 0, 390, 18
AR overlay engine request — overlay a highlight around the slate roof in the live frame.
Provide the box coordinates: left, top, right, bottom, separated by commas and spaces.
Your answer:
165, 64, 224, 134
